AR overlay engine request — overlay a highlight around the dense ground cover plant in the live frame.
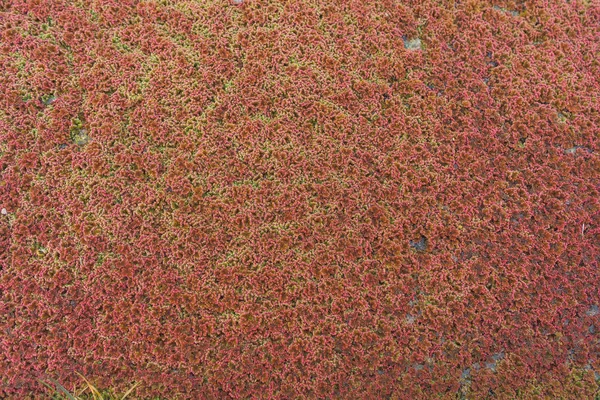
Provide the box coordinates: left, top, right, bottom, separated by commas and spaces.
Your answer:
1, 0, 599, 398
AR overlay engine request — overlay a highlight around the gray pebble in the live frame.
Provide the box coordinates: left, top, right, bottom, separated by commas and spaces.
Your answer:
43, 95, 57, 105
461, 368, 471, 380
485, 361, 497, 372
403, 37, 422, 51
410, 236, 428, 252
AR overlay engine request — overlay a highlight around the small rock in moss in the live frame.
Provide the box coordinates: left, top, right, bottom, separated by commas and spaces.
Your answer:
41, 94, 57, 106
564, 146, 593, 155
409, 236, 428, 252
72, 129, 90, 146
557, 112, 568, 123
403, 37, 422, 51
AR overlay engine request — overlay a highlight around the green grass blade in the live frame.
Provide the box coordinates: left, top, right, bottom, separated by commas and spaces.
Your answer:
44, 377, 77, 400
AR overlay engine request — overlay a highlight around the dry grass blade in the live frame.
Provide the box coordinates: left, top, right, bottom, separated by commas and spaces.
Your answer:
120, 382, 140, 400
74, 385, 89, 397
38, 374, 140, 400
76, 372, 104, 400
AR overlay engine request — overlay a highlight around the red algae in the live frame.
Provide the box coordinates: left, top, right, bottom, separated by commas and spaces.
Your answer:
1, 0, 599, 398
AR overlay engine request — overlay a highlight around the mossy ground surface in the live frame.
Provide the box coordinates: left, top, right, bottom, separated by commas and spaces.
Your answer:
1, 0, 599, 398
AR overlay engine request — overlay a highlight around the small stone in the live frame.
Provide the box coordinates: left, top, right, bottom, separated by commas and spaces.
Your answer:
564, 146, 593, 155
231, 0, 243, 4
564, 146, 579, 155
461, 368, 471, 380
42, 95, 57, 106
485, 352, 505, 372
557, 112, 568, 123
587, 305, 599, 316
485, 361, 497, 372
1, 208, 7, 215
409, 236, 428, 252
493, 6, 519, 16
403, 37, 422, 51
72, 129, 90, 146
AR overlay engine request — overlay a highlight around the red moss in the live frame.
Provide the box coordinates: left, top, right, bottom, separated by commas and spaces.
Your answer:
1, 0, 599, 398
